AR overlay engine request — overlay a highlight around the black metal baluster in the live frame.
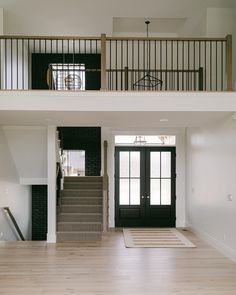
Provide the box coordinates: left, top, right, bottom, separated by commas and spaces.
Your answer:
28, 39, 30, 90
221, 41, 223, 91
160, 40, 162, 90
177, 41, 179, 91
194, 41, 196, 91
171, 40, 173, 90
121, 40, 123, 90
154, 40, 157, 90
137, 40, 140, 90
5, 39, 7, 89
204, 41, 207, 91
216, 41, 218, 91
182, 40, 184, 91
131, 39, 134, 91
0, 38, 2, 89
22, 39, 24, 89
187, 40, 190, 91
109, 40, 112, 90
210, 41, 212, 91
165, 40, 167, 90
115, 40, 118, 90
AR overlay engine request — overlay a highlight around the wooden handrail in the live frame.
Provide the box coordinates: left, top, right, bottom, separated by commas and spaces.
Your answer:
0, 35, 101, 40
0, 35, 227, 42
3, 207, 25, 241
106, 36, 227, 42
103, 140, 108, 232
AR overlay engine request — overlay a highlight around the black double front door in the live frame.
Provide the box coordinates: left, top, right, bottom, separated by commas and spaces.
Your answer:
115, 147, 176, 227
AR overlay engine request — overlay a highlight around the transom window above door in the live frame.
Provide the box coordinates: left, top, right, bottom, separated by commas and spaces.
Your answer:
115, 135, 176, 146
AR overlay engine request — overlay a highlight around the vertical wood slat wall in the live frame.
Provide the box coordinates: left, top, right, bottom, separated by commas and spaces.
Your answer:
0, 34, 232, 91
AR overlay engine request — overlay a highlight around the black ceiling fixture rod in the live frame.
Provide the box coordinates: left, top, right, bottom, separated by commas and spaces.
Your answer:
133, 20, 163, 89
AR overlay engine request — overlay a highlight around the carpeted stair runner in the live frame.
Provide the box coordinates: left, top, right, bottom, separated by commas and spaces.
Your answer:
57, 176, 103, 242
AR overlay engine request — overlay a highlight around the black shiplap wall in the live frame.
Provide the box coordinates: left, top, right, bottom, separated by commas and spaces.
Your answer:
32, 185, 47, 241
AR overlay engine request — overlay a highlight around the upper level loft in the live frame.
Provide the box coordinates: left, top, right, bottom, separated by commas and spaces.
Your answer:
0, 34, 233, 92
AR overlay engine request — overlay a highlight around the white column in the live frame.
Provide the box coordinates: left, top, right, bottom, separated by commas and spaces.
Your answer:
47, 125, 57, 243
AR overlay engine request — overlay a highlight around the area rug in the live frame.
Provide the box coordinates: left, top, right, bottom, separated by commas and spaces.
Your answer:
123, 228, 196, 248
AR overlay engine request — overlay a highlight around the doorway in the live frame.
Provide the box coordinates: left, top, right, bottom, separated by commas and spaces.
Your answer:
115, 147, 176, 227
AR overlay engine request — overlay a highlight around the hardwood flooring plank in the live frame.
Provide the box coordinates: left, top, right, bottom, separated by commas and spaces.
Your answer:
0, 230, 236, 294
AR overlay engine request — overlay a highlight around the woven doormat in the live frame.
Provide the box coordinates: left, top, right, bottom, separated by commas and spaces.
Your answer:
123, 228, 196, 248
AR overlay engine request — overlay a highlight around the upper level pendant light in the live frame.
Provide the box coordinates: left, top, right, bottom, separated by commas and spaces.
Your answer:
133, 135, 147, 145
133, 20, 163, 89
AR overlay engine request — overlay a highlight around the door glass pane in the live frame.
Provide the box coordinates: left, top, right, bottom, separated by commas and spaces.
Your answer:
120, 152, 129, 177
130, 179, 140, 205
130, 152, 140, 177
150, 179, 160, 205
161, 152, 171, 178
150, 152, 160, 177
119, 179, 129, 205
161, 179, 171, 205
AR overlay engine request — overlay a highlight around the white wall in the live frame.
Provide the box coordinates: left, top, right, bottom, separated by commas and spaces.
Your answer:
0, 126, 31, 240
186, 115, 236, 261
102, 127, 186, 228
0, 0, 233, 36
206, 8, 233, 37
3, 126, 47, 184
0, 8, 3, 35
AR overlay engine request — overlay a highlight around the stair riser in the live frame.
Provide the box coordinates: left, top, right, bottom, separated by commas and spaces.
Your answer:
64, 177, 102, 183
61, 197, 102, 205
57, 223, 102, 232
60, 205, 102, 214
64, 183, 103, 189
61, 190, 102, 198
57, 232, 102, 242
58, 214, 102, 222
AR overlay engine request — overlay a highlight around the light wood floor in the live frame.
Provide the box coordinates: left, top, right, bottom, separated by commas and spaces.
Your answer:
0, 229, 236, 295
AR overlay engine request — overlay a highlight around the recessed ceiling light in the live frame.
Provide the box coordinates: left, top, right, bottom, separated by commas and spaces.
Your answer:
160, 118, 169, 122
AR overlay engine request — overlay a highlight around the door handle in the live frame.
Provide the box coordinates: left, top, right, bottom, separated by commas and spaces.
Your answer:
146, 196, 150, 199
141, 196, 145, 199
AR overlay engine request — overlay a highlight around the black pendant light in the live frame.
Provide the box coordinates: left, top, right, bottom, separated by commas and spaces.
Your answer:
133, 20, 163, 89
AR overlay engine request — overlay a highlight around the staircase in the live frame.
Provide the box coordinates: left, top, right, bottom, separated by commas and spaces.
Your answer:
57, 176, 103, 242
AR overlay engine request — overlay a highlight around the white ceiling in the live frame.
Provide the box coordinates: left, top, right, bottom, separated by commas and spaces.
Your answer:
0, 110, 230, 128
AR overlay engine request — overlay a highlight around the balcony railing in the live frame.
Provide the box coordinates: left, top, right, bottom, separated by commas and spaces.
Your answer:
0, 34, 232, 91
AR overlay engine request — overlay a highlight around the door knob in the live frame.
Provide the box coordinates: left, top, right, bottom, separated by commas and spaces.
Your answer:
141, 196, 145, 199
147, 196, 150, 199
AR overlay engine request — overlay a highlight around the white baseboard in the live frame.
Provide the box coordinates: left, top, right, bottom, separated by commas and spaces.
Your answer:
47, 233, 57, 243
187, 222, 236, 263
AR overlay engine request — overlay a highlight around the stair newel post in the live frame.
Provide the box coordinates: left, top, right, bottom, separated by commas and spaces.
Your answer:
100, 33, 107, 90
226, 34, 233, 91
103, 140, 109, 232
